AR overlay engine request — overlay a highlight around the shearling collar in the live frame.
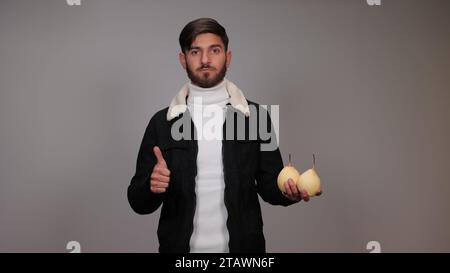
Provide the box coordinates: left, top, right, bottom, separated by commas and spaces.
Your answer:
166, 79, 250, 121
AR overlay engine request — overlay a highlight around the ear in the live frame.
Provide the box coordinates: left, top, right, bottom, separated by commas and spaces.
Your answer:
226, 50, 232, 68
179, 52, 187, 70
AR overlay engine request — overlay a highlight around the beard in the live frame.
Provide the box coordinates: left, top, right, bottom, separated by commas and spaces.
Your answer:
185, 60, 227, 88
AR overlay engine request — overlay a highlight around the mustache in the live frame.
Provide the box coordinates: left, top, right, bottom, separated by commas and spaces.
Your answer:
198, 64, 215, 70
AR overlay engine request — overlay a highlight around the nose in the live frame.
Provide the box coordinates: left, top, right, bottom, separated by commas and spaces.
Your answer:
201, 51, 210, 65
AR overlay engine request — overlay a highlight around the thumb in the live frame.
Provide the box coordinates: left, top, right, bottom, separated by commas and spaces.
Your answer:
153, 146, 167, 167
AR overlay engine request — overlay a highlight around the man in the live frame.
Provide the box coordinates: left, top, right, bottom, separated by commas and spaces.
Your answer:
127, 18, 320, 253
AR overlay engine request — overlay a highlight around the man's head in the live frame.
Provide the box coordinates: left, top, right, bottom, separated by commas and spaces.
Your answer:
179, 18, 231, 88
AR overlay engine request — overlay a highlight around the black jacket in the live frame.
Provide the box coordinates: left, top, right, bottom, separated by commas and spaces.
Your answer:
127, 100, 297, 253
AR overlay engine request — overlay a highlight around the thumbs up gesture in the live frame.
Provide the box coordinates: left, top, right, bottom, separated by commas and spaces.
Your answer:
150, 146, 171, 194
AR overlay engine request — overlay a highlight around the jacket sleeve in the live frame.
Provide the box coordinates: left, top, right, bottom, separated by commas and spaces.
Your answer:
255, 107, 298, 206
127, 114, 165, 214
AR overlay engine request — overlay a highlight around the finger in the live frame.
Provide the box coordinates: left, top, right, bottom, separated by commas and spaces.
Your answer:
153, 146, 167, 167
151, 172, 170, 183
151, 173, 170, 183
284, 179, 293, 196
301, 190, 310, 202
316, 189, 322, 196
287, 182, 301, 201
154, 166, 171, 177
288, 180, 299, 195
151, 180, 169, 188
150, 186, 166, 194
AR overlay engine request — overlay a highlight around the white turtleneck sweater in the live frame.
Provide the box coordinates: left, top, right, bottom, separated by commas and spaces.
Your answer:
187, 79, 230, 253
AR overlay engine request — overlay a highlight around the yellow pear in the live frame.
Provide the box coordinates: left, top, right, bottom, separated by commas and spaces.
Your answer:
277, 154, 301, 193
297, 154, 321, 197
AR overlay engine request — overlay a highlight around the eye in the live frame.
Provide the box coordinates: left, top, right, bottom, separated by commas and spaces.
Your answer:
190, 50, 199, 56
212, 48, 221, 54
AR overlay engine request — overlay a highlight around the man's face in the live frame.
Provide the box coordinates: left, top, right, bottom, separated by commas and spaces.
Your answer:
179, 33, 231, 88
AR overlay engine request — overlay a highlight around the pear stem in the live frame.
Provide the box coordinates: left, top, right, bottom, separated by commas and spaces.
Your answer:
313, 153, 316, 169
289, 153, 292, 166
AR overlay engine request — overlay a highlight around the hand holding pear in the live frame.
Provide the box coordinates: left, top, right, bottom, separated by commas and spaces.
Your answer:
277, 153, 322, 200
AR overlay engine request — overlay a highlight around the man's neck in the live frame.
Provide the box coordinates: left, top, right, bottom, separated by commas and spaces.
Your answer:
187, 79, 229, 106
188, 79, 226, 93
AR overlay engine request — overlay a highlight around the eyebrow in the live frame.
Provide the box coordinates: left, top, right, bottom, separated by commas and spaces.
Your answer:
189, 44, 223, 51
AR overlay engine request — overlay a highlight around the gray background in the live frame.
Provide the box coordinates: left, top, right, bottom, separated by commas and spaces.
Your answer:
1, 0, 449, 252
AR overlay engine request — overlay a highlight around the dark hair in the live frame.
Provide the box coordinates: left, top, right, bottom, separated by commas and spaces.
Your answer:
179, 18, 229, 53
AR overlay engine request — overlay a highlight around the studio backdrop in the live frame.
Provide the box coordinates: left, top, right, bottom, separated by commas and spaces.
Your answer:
1, 0, 449, 252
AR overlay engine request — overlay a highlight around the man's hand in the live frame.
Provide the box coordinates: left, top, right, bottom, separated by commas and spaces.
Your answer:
150, 146, 171, 194
283, 178, 322, 202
